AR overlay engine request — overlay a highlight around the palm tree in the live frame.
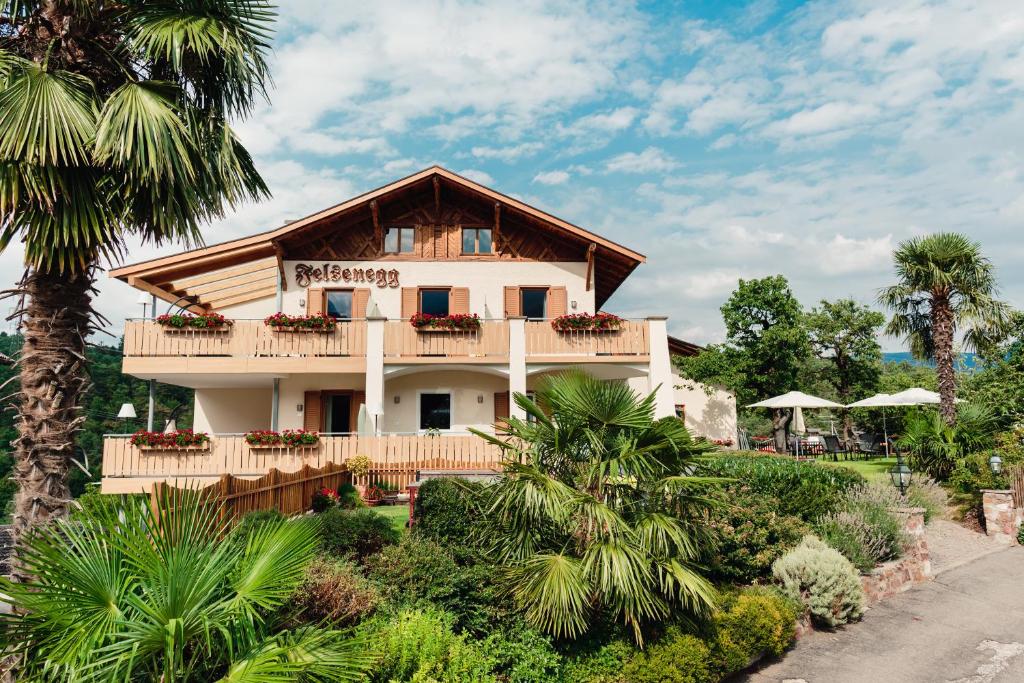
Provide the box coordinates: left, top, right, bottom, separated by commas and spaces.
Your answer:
0, 488, 375, 681
471, 370, 719, 645
878, 233, 1010, 425
0, 2, 272, 541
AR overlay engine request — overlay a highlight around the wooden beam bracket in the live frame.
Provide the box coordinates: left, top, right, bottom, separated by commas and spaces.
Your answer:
585, 243, 597, 292
271, 241, 287, 291
494, 202, 502, 250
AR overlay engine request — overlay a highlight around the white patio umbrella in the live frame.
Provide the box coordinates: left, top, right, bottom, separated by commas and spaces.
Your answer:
748, 391, 844, 456
792, 407, 806, 435
888, 387, 962, 405
846, 393, 902, 456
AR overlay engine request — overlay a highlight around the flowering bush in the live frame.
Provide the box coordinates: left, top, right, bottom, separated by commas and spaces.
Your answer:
245, 429, 319, 447
155, 312, 230, 329
409, 312, 481, 330
365, 485, 385, 501
263, 312, 336, 330
550, 312, 623, 332
712, 438, 735, 447
346, 454, 372, 478
130, 429, 210, 448
312, 487, 341, 513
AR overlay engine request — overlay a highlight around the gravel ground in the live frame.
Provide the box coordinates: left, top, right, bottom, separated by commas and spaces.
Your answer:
925, 518, 1006, 574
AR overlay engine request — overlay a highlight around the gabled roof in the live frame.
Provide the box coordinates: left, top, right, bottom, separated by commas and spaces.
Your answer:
111, 166, 646, 310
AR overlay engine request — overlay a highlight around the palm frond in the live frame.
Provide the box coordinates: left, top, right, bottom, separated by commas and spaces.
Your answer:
505, 553, 590, 640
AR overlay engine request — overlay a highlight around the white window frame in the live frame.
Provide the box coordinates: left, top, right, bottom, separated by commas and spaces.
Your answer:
416, 389, 454, 433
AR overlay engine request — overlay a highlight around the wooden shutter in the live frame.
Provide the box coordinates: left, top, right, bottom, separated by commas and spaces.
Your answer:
401, 287, 418, 319
353, 289, 370, 318
303, 391, 322, 431
547, 286, 567, 318
493, 391, 510, 432
447, 225, 461, 257
307, 288, 325, 315
504, 286, 520, 317
350, 390, 366, 431
450, 287, 470, 315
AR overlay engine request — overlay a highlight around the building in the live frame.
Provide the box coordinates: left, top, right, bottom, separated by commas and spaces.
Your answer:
101, 167, 735, 493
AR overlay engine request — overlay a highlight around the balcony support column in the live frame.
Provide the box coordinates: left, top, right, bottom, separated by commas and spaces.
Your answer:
508, 316, 527, 419
275, 266, 283, 313
646, 316, 676, 419
271, 378, 280, 431
147, 379, 156, 431
366, 316, 386, 434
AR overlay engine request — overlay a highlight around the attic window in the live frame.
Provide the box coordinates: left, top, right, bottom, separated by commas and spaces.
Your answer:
462, 228, 492, 254
385, 227, 415, 254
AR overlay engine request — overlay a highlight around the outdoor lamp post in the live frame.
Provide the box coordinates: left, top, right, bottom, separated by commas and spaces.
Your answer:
988, 453, 1003, 475
889, 454, 912, 495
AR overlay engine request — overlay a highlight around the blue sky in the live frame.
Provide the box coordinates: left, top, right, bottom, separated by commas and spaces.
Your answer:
32, 0, 1023, 349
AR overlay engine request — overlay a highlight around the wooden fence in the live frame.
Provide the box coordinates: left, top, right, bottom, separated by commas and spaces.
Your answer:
123, 320, 367, 358
149, 462, 350, 522
104, 434, 505, 493
1008, 464, 1024, 509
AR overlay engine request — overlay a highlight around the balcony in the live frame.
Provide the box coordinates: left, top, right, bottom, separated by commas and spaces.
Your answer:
101, 433, 504, 493
120, 318, 652, 374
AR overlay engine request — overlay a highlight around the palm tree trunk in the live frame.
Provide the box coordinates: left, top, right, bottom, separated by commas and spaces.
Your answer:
931, 293, 957, 426
10, 268, 94, 548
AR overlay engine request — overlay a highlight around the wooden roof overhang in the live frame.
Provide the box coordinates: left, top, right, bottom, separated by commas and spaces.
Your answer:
110, 166, 646, 310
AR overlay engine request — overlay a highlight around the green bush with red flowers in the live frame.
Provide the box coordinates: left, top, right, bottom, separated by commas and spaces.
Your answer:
245, 429, 320, 447
155, 312, 231, 329
264, 312, 336, 330
550, 312, 623, 332
130, 429, 210, 449
409, 312, 481, 331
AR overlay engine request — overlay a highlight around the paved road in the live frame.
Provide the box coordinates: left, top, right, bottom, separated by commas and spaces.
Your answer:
745, 546, 1024, 683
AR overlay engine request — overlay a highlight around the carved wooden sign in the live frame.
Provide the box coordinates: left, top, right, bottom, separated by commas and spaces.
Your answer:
295, 263, 400, 289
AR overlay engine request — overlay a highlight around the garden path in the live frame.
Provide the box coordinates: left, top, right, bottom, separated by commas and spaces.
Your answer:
926, 519, 1006, 574
744, 546, 1024, 683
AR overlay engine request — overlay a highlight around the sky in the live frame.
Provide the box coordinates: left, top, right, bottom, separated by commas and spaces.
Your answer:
5, 0, 1023, 349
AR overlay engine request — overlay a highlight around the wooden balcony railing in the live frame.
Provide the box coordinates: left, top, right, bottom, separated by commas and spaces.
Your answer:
383, 320, 509, 359
525, 320, 650, 357
123, 320, 367, 358
101, 433, 504, 493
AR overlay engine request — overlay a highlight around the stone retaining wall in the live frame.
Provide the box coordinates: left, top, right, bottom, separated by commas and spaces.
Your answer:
981, 490, 1022, 545
860, 507, 932, 606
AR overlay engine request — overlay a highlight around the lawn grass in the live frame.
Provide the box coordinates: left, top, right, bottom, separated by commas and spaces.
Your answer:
374, 504, 410, 534
819, 456, 897, 483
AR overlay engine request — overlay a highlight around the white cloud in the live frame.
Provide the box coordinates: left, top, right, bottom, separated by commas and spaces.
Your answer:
605, 147, 679, 174
470, 142, 544, 161
533, 170, 571, 185
458, 168, 495, 185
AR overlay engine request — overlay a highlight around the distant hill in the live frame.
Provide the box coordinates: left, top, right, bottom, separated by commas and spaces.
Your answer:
883, 351, 978, 370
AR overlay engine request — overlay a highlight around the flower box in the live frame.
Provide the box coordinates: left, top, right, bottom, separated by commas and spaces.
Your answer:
409, 313, 481, 332
155, 313, 232, 331
264, 313, 336, 332
550, 312, 623, 333
131, 429, 211, 451
244, 429, 320, 449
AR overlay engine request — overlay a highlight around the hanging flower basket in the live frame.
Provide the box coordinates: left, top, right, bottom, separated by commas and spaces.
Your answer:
132, 429, 211, 451
550, 313, 623, 333
156, 312, 232, 332
245, 429, 320, 449
264, 312, 336, 332
409, 313, 481, 332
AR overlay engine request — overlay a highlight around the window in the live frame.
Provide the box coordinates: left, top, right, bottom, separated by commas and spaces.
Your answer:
384, 227, 415, 254
325, 290, 353, 319
419, 288, 450, 316
462, 228, 493, 254
325, 394, 351, 433
675, 404, 686, 421
520, 288, 547, 320
420, 393, 451, 430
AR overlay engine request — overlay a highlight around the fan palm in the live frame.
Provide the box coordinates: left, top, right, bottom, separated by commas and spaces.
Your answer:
878, 233, 1010, 425
0, 488, 375, 681
0, 1, 273, 541
471, 370, 720, 645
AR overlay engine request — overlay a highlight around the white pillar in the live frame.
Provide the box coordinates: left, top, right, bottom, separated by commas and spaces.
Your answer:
275, 266, 283, 313
646, 316, 676, 419
147, 379, 156, 431
365, 316, 386, 434
271, 378, 280, 430
508, 316, 527, 419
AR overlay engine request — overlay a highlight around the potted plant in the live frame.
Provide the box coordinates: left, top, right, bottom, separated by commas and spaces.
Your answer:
409, 312, 482, 332
346, 454, 372, 497
263, 312, 336, 332
363, 484, 385, 507
155, 312, 232, 331
130, 429, 211, 451
244, 429, 320, 449
550, 312, 623, 333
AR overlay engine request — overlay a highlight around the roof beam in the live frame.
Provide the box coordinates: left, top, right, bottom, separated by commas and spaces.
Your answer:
494, 202, 501, 249
128, 276, 207, 314
433, 176, 441, 220
370, 200, 382, 244
585, 243, 596, 292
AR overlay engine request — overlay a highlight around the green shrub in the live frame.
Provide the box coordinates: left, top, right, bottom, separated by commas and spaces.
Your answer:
318, 507, 401, 561
772, 535, 866, 627
367, 535, 502, 634
905, 476, 947, 522
711, 587, 798, 675
899, 405, 999, 480
337, 482, 362, 509
700, 454, 864, 521
947, 450, 1015, 517
706, 487, 809, 584
414, 477, 484, 547
560, 639, 636, 683
815, 484, 908, 573
228, 508, 285, 552
483, 620, 562, 683
620, 630, 714, 683
362, 608, 497, 683
815, 512, 879, 573
290, 557, 380, 627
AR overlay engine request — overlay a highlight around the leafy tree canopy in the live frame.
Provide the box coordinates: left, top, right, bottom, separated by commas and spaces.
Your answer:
805, 298, 885, 403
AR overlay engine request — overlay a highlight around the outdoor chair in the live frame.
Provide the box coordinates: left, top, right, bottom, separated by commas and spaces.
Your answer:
856, 434, 882, 459
822, 434, 848, 461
